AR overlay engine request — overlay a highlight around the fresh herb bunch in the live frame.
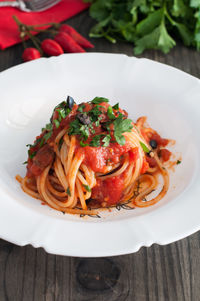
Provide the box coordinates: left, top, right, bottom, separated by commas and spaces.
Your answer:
85, 0, 200, 54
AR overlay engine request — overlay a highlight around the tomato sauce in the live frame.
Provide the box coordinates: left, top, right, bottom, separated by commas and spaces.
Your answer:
150, 133, 168, 147
159, 149, 171, 162
92, 176, 124, 205
82, 143, 131, 173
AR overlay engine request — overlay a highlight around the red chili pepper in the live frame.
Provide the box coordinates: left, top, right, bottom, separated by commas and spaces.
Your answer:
59, 24, 94, 49
54, 32, 85, 53
22, 48, 41, 62
41, 39, 64, 56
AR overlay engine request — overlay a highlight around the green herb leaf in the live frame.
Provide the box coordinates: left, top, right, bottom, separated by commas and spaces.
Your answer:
102, 134, 111, 147
23, 161, 28, 165
80, 141, 89, 147
77, 104, 85, 112
46, 123, 53, 131
107, 106, 115, 120
80, 125, 90, 141
53, 119, 60, 129
68, 119, 81, 136
176, 159, 182, 165
140, 141, 150, 153
83, 184, 91, 192
66, 187, 71, 196
87, 0, 197, 54
113, 114, 133, 145
90, 135, 101, 147
112, 103, 119, 110
28, 150, 37, 159
91, 97, 109, 104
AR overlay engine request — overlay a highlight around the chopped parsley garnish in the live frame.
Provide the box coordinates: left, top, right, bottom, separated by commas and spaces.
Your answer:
91, 97, 109, 104
112, 103, 119, 110
113, 114, 133, 145
140, 141, 150, 153
28, 150, 36, 159
66, 187, 71, 196
68, 119, 90, 141
89, 105, 103, 122
80, 141, 89, 147
176, 160, 181, 165
51, 100, 73, 124
95, 120, 100, 127
23, 161, 28, 165
107, 106, 115, 120
53, 119, 60, 129
68, 119, 82, 136
83, 185, 91, 192
77, 104, 85, 112
80, 125, 90, 140
102, 134, 111, 147
90, 135, 102, 147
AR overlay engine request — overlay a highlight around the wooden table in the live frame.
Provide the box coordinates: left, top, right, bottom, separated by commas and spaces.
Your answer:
0, 10, 200, 301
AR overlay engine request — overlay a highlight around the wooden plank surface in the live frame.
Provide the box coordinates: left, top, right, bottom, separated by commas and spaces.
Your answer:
0, 10, 200, 301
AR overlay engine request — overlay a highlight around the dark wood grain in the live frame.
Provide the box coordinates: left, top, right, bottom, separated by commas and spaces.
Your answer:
0, 10, 200, 301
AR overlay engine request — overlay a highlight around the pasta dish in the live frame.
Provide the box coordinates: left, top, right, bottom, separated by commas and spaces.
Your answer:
16, 96, 172, 215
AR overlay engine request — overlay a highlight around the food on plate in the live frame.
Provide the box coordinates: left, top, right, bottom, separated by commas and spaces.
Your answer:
16, 96, 172, 215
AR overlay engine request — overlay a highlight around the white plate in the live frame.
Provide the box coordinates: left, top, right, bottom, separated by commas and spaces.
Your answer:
0, 53, 199, 257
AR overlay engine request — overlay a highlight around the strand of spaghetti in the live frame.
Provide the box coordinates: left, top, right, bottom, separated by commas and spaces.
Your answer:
49, 175, 61, 185
136, 116, 147, 129
39, 166, 96, 214
134, 156, 169, 207
133, 174, 156, 206
76, 177, 87, 210
21, 176, 40, 199
99, 159, 129, 180
64, 134, 76, 175
46, 178, 67, 197
54, 156, 69, 190
77, 171, 89, 185
79, 164, 96, 200
66, 150, 85, 207
40, 165, 72, 208
81, 164, 96, 188
123, 162, 134, 187
129, 150, 143, 183
95, 163, 120, 177
16, 174, 23, 183
54, 128, 67, 158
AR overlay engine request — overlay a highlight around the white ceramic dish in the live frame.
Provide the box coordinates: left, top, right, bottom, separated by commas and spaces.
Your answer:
0, 53, 199, 257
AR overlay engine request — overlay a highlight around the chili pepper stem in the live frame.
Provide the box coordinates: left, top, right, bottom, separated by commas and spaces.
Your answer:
13, 15, 43, 55
13, 15, 21, 26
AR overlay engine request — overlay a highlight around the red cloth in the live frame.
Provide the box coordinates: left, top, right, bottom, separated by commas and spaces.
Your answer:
0, 0, 89, 50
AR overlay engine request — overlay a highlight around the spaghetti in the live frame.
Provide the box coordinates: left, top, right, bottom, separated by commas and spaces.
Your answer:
16, 96, 173, 214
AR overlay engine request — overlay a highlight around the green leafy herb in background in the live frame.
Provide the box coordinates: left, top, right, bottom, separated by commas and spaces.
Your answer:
85, 0, 200, 54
